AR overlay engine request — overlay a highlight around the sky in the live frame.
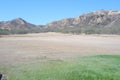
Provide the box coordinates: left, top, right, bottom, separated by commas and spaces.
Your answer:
0, 0, 120, 25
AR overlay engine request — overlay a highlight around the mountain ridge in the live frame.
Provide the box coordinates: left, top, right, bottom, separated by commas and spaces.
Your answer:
46, 10, 120, 27
45, 10, 120, 34
0, 10, 120, 34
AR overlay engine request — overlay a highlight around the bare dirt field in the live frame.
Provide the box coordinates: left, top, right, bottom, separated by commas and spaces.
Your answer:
0, 32, 120, 65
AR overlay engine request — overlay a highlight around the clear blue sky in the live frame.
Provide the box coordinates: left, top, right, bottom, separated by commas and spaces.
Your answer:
0, 0, 120, 25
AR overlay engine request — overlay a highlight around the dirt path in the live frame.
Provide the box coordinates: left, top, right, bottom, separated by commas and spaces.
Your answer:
0, 33, 120, 65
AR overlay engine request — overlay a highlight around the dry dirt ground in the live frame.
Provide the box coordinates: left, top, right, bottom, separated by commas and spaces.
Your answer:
0, 32, 120, 65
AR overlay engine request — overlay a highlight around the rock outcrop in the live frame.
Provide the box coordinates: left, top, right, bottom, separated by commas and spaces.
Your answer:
46, 10, 120, 28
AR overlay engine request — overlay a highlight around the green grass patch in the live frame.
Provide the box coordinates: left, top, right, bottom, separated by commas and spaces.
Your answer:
0, 55, 120, 80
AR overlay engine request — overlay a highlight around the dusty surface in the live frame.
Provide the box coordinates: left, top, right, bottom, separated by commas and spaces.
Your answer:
0, 32, 120, 65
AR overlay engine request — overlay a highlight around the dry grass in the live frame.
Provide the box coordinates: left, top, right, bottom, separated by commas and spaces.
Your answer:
0, 32, 120, 65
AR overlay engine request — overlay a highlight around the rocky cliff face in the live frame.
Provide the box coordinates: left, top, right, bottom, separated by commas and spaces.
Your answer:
45, 10, 120, 34
46, 10, 120, 28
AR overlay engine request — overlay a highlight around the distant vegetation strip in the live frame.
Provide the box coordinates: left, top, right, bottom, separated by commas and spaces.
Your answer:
1, 26, 120, 35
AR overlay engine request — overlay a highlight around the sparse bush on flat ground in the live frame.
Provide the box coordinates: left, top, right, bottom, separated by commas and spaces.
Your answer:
1, 26, 120, 35
0, 55, 120, 80
53, 26, 120, 35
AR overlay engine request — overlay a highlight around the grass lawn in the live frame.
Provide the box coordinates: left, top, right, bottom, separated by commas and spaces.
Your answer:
0, 55, 120, 80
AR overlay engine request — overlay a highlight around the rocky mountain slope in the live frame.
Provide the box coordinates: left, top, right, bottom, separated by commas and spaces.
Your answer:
0, 18, 43, 34
0, 18, 35, 30
45, 10, 120, 34
0, 10, 120, 34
